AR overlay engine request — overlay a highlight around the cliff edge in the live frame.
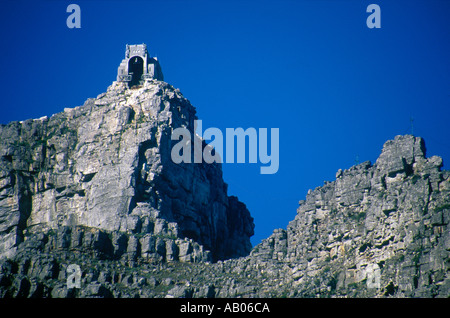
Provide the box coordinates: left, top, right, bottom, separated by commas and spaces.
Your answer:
0, 80, 448, 297
0, 80, 254, 265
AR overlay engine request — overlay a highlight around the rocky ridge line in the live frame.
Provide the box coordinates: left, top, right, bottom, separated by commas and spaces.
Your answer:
0, 78, 448, 297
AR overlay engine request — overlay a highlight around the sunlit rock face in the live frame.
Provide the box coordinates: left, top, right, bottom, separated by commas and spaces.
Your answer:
0, 80, 254, 263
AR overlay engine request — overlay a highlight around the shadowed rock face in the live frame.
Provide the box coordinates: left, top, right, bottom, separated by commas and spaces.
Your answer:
0, 80, 254, 263
0, 79, 448, 298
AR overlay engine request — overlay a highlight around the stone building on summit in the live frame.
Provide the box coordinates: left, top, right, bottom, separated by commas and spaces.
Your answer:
117, 44, 164, 87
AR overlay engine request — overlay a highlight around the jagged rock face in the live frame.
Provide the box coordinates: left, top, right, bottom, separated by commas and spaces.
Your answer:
0, 80, 254, 262
253, 135, 449, 297
0, 84, 448, 298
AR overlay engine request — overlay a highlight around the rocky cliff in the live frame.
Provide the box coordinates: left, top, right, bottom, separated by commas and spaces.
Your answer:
0, 80, 254, 266
250, 134, 449, 297
0, 79, 448, 298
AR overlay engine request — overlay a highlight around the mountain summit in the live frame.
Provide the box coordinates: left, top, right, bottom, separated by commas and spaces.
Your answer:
0, 79, 254, 264
0, 45, 448, 298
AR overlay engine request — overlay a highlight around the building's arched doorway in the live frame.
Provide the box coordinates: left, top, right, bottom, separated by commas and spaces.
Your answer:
128, 56, 144, 87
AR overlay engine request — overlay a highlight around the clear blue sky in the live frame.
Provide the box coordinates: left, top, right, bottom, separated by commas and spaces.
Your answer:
1, 0, 449, 246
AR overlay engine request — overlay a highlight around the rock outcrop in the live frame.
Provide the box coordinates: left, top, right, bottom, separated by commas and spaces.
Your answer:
250, 135, 449, 297
0, 80, 254, 264
0, 77, 448, 298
